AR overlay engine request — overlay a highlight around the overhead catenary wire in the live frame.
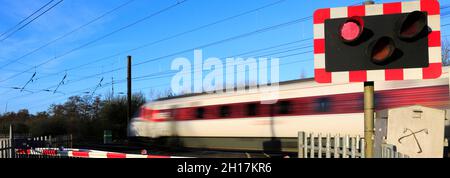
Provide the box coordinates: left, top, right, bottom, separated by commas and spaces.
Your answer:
90, 77, 104, 96
133, 16, 313, 67
131, 43, 313, 81
56, 17, 313, 86
0, 0, 55, 39
26, 0, 288, 82
4, 37, 314, 102
12, 47, 314, 103
3, 16, 313, 98
4, 0, 372, 101
125, 56, 314, 94
0, 0, 189, 84
23, 52, 315, 111
132, 48, 313, 82
0, 0, 136, 71
53, 73, 67, 94
19, 71, 37, 92
223, 38, 312, 58
0, 0, 64, 42
5, 0, 372, 111
1, 38, 310, 95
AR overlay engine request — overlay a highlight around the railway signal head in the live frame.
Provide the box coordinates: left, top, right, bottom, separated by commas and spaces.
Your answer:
314, 0, 442, 84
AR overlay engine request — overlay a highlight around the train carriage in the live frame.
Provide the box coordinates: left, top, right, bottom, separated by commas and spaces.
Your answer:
129, 67, 450, 152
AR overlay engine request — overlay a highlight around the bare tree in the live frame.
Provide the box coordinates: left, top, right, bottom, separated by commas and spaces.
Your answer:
443, 40, 450, 66
300, 69, 307, 79
148, 88, 175, 101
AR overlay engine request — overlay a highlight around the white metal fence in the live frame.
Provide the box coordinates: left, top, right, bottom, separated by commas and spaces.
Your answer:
1, 135, 73, 158
0, 138, 13, 158
298, 131, 408, 158
380, 144, 409, 158
298, 132, 366, 158
1, 125, 73, 158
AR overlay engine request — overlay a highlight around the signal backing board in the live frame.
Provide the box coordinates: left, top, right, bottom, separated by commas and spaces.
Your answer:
313, 0, 442, 83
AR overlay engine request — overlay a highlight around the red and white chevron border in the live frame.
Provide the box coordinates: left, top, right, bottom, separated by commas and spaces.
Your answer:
16, 148, 191, 158
313, 0, 442, 83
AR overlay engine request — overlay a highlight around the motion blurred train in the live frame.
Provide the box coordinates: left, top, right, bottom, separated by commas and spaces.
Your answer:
129, 67, 450, 152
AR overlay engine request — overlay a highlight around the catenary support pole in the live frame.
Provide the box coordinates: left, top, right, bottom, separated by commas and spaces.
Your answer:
127, 56, 132, 137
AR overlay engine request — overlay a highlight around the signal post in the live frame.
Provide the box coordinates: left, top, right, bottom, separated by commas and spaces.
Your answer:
363, 0, 375, 159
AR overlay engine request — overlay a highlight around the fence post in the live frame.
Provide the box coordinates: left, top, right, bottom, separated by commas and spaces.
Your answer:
351, 137, 356, 158
9, 124, 15, 158
381, 144, 386, 158
334, 135, 340, 158
298, 132, 305, 158
303, 132, 308, 158
326, 134, 331, 158
5, 140, 9, 158
356, 135, 360, 150
361, 139, 366, 158
1, 140, 4, 158
318, 134, 323, 158
343, 135, 349, 158
310, 133, 315, 158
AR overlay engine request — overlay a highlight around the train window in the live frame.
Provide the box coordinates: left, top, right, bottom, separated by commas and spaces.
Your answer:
374, 94, 381, 108
196, 107, 205, 119
315, 98, 330, 112
219, 106, 231, 117
247, 103, 258, 116
277, 101, 292, 114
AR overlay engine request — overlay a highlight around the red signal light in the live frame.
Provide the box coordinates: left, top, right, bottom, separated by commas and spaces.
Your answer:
368, 37, 396, 64
340, 16, 364, 43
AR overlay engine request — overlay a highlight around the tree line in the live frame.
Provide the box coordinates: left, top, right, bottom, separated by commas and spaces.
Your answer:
0, 93, 146, 143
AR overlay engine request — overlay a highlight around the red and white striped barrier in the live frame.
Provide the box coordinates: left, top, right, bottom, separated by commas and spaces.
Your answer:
16, 148, 191, 158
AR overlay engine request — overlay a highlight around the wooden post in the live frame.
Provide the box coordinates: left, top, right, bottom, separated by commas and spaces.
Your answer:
127, 56, 132, 138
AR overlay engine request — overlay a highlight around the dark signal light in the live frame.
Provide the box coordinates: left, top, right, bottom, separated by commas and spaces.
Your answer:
339, 16, 364, 43
397, 11, 427, 40
368, 37, 396, 65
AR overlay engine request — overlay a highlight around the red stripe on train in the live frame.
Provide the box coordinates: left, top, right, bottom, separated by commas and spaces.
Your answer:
143, 85, 449, 122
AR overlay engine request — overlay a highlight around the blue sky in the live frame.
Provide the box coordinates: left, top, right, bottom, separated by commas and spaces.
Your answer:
0, 0, 449, 113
